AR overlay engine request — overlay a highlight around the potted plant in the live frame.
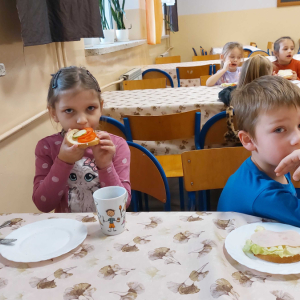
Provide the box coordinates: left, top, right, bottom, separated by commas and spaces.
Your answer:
110, 0, 129, 42
99, 0, 115, 44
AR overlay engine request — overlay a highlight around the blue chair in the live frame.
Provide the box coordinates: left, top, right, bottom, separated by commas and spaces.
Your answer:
192, 48, 198, 56
248, 50, 269, 58
128, 141, 171, 212
200, 46, 207, 55
142, 69, 174, 88
199, 111, 229, 149
124, 110, 201, 211
99, 116, 126, 139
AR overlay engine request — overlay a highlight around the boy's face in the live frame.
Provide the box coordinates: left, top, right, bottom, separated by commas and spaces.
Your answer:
253, 106, 300, 168
107, 210, 115, 217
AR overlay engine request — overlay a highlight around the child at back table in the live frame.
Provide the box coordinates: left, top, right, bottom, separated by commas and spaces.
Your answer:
206, 42, 243, 87
273, 36, 300, 80
33, 66, 131, 213
218, 76, 300, 227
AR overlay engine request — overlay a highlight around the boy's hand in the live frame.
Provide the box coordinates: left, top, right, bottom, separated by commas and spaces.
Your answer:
291, 71, 297, 80
92, 131, 116, 170
58, 129, 85, 165
275, 150, 300, 181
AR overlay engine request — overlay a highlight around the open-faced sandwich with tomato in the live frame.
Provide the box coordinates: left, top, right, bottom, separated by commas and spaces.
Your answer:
66, 128, 99, 149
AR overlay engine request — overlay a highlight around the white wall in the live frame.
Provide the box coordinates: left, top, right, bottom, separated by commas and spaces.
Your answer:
177, 0, 277, 15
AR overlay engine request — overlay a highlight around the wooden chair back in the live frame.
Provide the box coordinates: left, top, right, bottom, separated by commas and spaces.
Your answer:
243, 50, 252, 58
142, 69, 174, 87
192, 54, 220, 61
182, 147, 250, 191
267, 42, 274, 55
155, 55, 181, 64
129, 142, 170, 207
248, 50, 269, 58
199, 111, 238, 149
177, 65, 211, 81
250, 42, 257, 47
124, 109, 201, 141
200, 75, 211, 86
123, 78, 167, 90
99, 116, 126, 139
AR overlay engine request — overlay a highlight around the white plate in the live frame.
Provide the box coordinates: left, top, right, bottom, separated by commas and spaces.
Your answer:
225, 222, 300, 274
0, 219, 87, 263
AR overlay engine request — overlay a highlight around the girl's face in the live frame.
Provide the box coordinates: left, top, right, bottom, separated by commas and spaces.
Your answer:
276, 39, 295, 64
50, 88, 102, 132
223, 48, 242, 72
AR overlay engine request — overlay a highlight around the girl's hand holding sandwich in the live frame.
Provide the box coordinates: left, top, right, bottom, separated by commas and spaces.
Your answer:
92, 131, 116, 170
58, 129, 85, 165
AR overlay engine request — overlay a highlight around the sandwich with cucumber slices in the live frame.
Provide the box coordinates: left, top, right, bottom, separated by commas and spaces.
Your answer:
66, 128, 99, 149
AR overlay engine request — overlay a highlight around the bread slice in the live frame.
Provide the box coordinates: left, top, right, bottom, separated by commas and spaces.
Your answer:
255, 253, 300, 264
278, 69, 293, 79
66, 129, 99, 149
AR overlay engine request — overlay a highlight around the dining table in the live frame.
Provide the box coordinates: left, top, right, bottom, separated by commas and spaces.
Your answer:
102, 85, 225, 155
0, 211, 299, 300
141, 54, 300, 88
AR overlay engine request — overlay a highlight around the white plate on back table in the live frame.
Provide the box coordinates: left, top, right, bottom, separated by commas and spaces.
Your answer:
225, 222, 300, 274
0, 219, 87, 263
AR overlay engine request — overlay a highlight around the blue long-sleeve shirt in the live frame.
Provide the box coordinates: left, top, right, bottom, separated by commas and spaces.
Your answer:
218, 157, 300, 227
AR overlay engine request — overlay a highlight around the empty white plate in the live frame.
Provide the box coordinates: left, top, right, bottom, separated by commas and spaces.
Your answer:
0, 219, 87, 262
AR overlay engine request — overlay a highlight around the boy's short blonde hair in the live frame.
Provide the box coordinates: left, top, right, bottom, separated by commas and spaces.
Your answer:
231, 76, 300, 139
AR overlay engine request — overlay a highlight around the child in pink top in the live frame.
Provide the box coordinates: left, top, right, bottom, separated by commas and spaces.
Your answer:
33, 66, 131, 213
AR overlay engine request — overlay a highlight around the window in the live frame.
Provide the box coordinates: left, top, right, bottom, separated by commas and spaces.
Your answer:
103, 0, 113, 30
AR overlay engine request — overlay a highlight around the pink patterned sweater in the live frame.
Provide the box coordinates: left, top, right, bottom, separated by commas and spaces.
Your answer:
33, 132, 131, 213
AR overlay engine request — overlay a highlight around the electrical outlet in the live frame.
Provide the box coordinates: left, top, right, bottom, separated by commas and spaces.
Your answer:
0, 64, 6, 76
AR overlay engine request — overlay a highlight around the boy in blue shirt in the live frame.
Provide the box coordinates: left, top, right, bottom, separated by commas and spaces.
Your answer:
218, 76, 300, 227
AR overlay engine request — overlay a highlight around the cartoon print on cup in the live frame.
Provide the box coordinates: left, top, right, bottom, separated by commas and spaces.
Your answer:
119, 202, 126, 228
103, 209, 120, 232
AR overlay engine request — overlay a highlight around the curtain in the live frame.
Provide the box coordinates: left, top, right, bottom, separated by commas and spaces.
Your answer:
164, 0, 179, 32
16, 0, 103, 47
146, 0, 163, 45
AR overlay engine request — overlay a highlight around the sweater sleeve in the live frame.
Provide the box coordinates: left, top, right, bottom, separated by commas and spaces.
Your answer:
97, 136, 131, 208
33, 140, 74, 213
253, 187, 300, 227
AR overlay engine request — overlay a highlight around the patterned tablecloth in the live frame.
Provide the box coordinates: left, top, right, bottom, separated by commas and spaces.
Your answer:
102, 86, 224, 155
0, 211, 298, 300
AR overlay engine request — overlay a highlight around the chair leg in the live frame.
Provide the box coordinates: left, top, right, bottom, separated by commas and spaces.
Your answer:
164, 199, 171, 211
131, 191, 138, 212
188, 192, 196, 211
206, 191, 211, 211
179, 177, 185, 211
198, 191, 208, 211
137, 191, 143, 211
144, 194, 149, 211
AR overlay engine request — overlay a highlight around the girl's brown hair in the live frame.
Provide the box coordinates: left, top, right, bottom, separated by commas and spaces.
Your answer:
274, 36, 295, 54
238, 55, 273, 87
220, 42, 244, 68
47, 66, 102, 109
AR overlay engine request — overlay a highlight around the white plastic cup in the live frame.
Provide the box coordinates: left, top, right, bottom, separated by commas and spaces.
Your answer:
93, 186, 127, 236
